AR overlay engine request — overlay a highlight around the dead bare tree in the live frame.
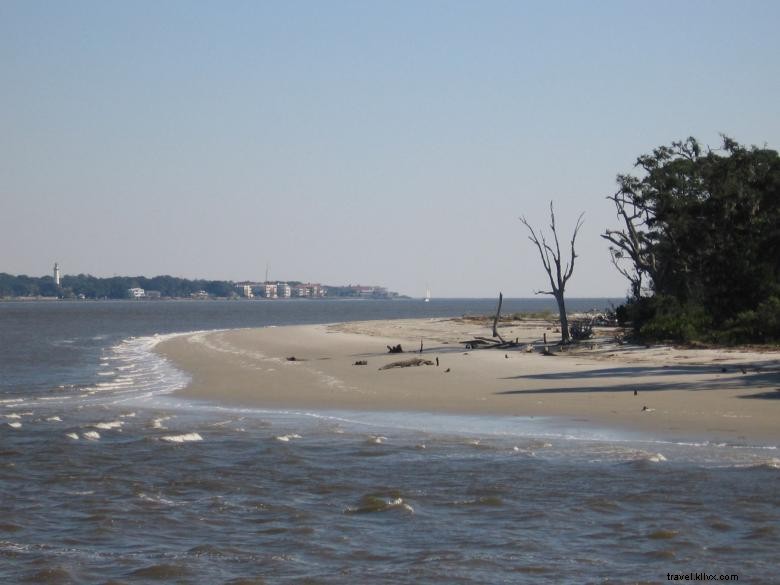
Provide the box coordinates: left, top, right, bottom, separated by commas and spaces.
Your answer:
601, 187, 658, 299
519, 202, 585, 344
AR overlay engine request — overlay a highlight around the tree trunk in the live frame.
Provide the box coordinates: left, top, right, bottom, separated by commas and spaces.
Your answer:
555, 293, 570, 344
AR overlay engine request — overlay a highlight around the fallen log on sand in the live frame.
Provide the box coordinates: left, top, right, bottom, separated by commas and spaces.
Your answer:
379, 358, 434, 370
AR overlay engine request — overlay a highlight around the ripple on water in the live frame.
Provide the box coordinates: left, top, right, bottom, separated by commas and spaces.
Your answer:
21, 566, 74, 584
647, 529, 679, 540
345, 495, 415, 514
129, 563, 192, 580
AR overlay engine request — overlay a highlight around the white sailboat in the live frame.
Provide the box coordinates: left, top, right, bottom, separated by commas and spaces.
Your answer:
424, 286, 431, 302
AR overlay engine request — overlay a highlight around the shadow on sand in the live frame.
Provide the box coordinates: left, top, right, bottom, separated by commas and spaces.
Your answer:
495, 360, 780, 398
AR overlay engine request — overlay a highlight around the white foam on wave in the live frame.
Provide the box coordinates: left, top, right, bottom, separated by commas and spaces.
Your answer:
97, 331, 200, 406
66, 432, 79, 440
92, 421, 123, 430
160, 432, 203, 443
7, 422, 22, 429
82, 431, 100, 440
4, 413, 22, 420
275, 433, 302, 442
138, 492, 176, 505
726, 457, 780, 470
389, 497, 415, 513
152, 416, 172, 429
34, 331, 202, 411
46, 416, 62, 422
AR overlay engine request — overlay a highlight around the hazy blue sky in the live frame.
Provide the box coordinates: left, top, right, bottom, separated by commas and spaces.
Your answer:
2, 1, 778, 297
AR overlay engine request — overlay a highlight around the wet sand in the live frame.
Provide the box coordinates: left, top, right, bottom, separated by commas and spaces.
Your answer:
156, 317, 780, 444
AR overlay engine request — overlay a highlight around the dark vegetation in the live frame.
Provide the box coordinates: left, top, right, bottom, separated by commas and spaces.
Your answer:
604, 137, 780, 344
0, 274, 238, 299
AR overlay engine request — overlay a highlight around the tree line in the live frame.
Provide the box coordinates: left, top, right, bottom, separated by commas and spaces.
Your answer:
0, 274, 238, 299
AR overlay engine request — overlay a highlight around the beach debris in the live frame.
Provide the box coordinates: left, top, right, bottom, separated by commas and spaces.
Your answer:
386, 344, 404, 354
286, 356, 298, 361
542, 347, 556, 356
419, 339, 424, 353
634, 389, 638, 396
379, 358, 434, 370
462, 337, 519, 350
740, 366, 747, 374
436, 357, 439, 366
459, 293, 523, 350
353, 360, 368, 366
444, 368, 451, 373
492, 292, 506, 343
569, 320, 594, 341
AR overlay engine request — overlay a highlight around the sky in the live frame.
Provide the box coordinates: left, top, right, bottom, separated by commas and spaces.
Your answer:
1, 1, 778, 298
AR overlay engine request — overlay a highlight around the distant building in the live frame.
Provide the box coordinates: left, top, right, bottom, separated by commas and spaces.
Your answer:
262, 283, 277, 298
128, 287, 145, 299
236, 283, 254, 298
145, 290, 162, 299
53, 262, 61, 287
296, 283, 326, 298
277, 282, 292, 298
190, 290, 209, 300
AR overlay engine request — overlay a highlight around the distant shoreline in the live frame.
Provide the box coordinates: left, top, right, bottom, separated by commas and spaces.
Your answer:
0, 295, 415, 302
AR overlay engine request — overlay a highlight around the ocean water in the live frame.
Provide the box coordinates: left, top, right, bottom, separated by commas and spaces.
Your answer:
1, 299, 778, 585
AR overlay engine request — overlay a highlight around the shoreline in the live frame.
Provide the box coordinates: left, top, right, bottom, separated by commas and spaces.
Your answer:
155, 318, 780, 445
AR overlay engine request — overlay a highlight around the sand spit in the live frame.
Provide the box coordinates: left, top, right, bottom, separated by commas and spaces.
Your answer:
156, 318, 780, 443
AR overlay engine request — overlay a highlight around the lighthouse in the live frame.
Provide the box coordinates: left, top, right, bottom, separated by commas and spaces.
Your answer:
53, 262, 61, 287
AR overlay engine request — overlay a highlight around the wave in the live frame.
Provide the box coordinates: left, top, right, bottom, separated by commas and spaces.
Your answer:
160, 432, 203, 443
345, 495, 415, 514
727, 457, 780, 470
91, 421, 123, 430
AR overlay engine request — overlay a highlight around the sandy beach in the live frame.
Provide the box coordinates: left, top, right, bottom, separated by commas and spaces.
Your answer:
156, 317, 780, 444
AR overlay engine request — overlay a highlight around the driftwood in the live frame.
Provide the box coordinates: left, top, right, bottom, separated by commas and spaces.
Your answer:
379, 358, 434, 370
461, 336, 520, 350
387, 344, 404, 354
460, 292, 519, 350
492, 292, 506, 343
353, 360, 368, 366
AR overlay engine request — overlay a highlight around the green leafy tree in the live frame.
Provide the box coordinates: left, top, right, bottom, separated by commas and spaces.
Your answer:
604, 136, 780, 342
